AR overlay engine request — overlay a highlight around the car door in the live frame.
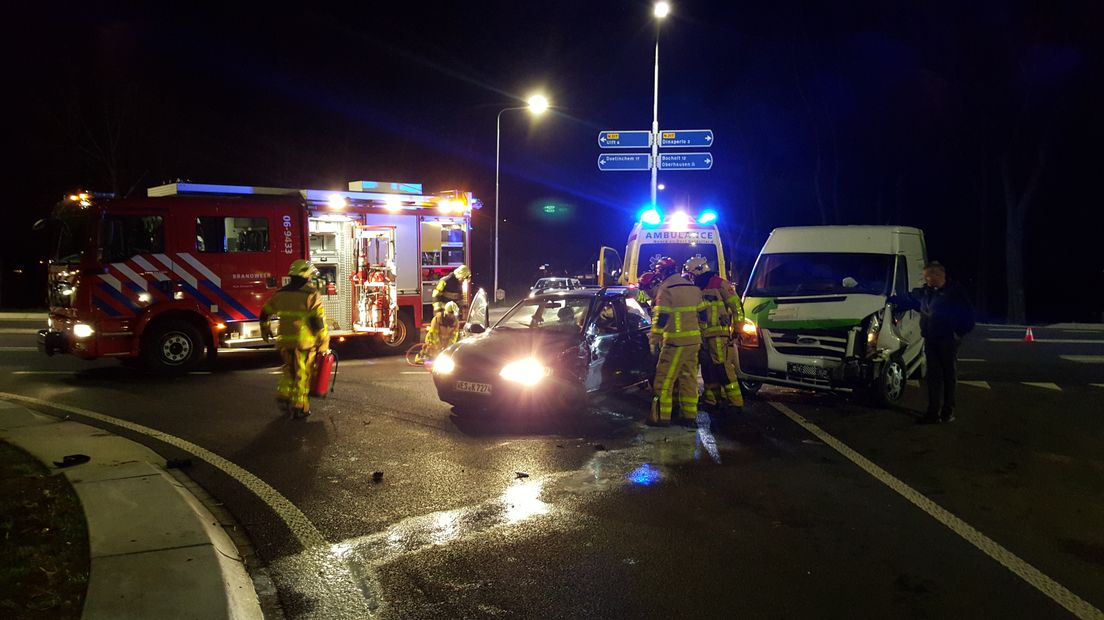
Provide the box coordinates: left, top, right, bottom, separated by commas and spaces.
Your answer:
597, 247, 622, 287
582, 298, 627, 393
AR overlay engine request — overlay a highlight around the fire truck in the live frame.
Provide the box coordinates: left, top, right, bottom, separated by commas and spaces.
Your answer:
38, 181, 479, 372
596, 206, 727, 285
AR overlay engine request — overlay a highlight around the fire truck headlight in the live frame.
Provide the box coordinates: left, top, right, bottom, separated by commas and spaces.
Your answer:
138, 292, 151, 303
500, 358, 550, 386
73, 323, 95, 339
433, 353, 456, 375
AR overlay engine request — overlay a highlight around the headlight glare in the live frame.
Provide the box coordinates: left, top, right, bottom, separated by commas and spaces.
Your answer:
433, 353, 456, 375
499, 358, 550, 386
73, 323, 94, 338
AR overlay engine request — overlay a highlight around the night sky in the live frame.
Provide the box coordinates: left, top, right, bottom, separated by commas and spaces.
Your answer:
8, 1, 1104, 322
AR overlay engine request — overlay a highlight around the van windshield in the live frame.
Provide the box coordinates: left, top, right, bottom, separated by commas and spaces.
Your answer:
747, 253, 894, 297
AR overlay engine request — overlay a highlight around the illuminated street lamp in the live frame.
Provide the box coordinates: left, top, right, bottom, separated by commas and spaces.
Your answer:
650, 2, 670, 208
495, 93, 550, 302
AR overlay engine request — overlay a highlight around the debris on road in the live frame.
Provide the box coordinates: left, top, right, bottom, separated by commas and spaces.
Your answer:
52, 454, 90, 468
372, 471, 385, 483
593, 444, 607, 451
515, 472, 529, 479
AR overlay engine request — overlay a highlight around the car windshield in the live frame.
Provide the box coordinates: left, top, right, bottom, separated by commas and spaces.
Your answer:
496, 296, 593, 333
746, 252, 895, 297
535, 278, 567, 288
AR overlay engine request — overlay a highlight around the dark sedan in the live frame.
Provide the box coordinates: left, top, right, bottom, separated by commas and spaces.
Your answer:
432, 288, 654, 412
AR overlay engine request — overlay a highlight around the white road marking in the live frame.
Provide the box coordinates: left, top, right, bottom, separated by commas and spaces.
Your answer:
400, 371, 427, 375
959, 380, 991, 389
907, 379, 920, 387
1021, 382, 1062, 391
957, 358, 986, 362
0, 392, 326, 550
0, 346, 36, 352
768, 401, 1103, 620
12, 371, 74, 375
1060, 355, 1104, 364
1092, 384, 1104, 389
986, 326, 1033, 332
0, 328, 37, 335
988, 338, 1104, 344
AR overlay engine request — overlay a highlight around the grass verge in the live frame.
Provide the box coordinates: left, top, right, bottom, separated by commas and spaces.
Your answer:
0, 440, 89, 618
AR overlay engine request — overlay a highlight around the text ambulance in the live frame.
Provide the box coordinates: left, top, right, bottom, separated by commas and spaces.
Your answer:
38, 182, 479, 372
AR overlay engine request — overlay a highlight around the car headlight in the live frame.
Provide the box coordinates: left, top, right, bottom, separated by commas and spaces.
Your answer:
499, 358, 551, 386
738, 319, 759, 347
73, 323, 95, 339
433, 353, 456, 375
866, 313, 882, 347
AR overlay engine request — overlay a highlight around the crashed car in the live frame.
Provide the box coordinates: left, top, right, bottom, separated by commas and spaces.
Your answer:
432, 288, 654, 412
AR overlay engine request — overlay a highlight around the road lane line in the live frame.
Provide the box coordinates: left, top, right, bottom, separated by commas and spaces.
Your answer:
959, 380, 991, 389
768, 400, 1103, 620
0, 392, 326, 550
958, 358, 986, 362
1021, 382, 1062, 391
0, 346, 36, 352
1092, 384, 1104, 389
12, 371, 75, 375
987, 338, 1104, 344
1060, 355, 1104, 364
0, 328, 37, 334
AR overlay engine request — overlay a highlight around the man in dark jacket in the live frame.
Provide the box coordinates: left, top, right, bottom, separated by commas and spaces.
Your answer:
891, 261, 974, 424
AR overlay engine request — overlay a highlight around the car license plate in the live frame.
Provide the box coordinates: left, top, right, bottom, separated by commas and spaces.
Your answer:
787, 362, 829, 380
455, 381, 492, 395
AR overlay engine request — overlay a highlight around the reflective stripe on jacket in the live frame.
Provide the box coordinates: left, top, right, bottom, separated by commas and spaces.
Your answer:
651, 274, 706, 346
260, 282, 329, 350
434, 273, 463, 303
700, 275, 744, 338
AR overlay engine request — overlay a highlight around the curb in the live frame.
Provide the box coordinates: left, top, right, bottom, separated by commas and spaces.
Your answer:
0, 401, 263, 620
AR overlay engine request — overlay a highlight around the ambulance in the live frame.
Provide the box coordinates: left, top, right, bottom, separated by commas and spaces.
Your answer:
38, 181, 479, 372
597, 206, 727, 285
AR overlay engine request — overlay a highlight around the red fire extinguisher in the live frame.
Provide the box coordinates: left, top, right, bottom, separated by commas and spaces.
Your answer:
310, 349, 338, 397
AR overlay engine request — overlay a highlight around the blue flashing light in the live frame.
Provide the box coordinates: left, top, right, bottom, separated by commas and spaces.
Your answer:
639, 207, 662, 226
697, 209, 718, 225
627, 463, 662, 486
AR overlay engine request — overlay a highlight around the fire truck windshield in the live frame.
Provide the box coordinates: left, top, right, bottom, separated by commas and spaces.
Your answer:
637, 243, 719, 276
49, 215, 91, 264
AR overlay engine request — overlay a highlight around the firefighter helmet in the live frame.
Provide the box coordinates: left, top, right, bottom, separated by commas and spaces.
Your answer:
654, 257, 678, 279
443, 301, 460, 315
684, 257, 710, 275
638, 271, 658, 290
453, 264, 471, 279
288, 259, 318, 278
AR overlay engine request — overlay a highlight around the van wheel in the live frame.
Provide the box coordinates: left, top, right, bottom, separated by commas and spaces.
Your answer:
142, 320, 205, 374
379, 311, 415, 350
739, 380, 762, 399
872, 357, 906, 407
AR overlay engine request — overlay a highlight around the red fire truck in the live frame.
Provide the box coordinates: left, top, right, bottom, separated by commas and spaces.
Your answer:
38, 181, 479, 372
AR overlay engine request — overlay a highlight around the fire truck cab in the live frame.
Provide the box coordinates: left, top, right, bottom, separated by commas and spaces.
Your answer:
39, 181, 479, 372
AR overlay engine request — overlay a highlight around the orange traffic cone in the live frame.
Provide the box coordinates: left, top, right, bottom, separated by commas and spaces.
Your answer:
1024, 327, 1035, 343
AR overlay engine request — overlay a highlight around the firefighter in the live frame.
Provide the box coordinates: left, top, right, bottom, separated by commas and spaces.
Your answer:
648, 257, 707, 427
260, 259, 329, 419
636, 271, 659, 309
685, 257, 745, 411
424, 301, 461, 361
433, 264, 471, 317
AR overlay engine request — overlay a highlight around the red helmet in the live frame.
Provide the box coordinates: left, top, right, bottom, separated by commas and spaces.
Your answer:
638, 271, 658, 290
654, 257, 678, 279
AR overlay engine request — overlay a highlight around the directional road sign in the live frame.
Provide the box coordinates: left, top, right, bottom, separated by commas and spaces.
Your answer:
658, 152, 713, 170
598, 130, 652, 149
659, 129, 714, 148
598, 153, 652, 171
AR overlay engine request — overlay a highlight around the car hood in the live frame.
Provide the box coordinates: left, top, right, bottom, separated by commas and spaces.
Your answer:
448, 328, 582, 369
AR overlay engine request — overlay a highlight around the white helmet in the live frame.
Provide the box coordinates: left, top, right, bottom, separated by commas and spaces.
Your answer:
684, 257, 710, 275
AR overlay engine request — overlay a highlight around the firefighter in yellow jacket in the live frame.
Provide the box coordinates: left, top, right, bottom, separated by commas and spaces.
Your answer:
424, 301, 461, 361
685, 257, 745, 411
433, 264, 471, 316
648, 257, 707, 426
260, 260, 329, 419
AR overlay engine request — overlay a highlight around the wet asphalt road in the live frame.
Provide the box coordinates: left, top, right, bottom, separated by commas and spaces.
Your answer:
1, 321, 1102, 618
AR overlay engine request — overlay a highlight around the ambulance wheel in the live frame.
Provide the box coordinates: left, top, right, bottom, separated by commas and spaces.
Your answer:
143, 319, 204, 374
380, 311, 415, 350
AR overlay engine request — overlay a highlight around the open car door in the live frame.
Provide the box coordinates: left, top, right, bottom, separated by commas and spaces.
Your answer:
596, 246, 623, 287
463, 288, 490, 336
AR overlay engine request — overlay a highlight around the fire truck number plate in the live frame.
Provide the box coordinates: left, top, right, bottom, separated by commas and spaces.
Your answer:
456, 381, 492, 395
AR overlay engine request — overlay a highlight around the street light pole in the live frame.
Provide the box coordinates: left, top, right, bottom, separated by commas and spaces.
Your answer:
651, 2, 669, 207
493, 95, 549, 304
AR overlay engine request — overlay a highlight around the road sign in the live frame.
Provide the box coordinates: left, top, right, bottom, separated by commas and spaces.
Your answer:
658, 152, 713, 170
597, 153, 652, 171
659, 129, 714, 148
598, 130, 652, 148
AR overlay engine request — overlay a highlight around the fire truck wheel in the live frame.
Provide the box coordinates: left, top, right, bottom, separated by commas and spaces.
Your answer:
380, 311, 415, 350
143, 319, 205, 373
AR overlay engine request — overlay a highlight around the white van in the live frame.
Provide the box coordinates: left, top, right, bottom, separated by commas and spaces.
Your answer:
737, 226, 927, 405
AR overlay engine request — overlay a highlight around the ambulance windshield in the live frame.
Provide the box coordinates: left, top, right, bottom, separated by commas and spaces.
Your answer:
638, 244, 719, 275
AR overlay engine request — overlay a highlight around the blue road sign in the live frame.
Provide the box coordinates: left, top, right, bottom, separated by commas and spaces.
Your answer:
658, 152, 713, 170
659, 129, 714, 148
598, 153, 652, 171
598, 130, 652, 148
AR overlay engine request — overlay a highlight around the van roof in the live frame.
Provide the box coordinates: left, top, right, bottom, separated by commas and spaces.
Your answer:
765, 225, 924, 254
